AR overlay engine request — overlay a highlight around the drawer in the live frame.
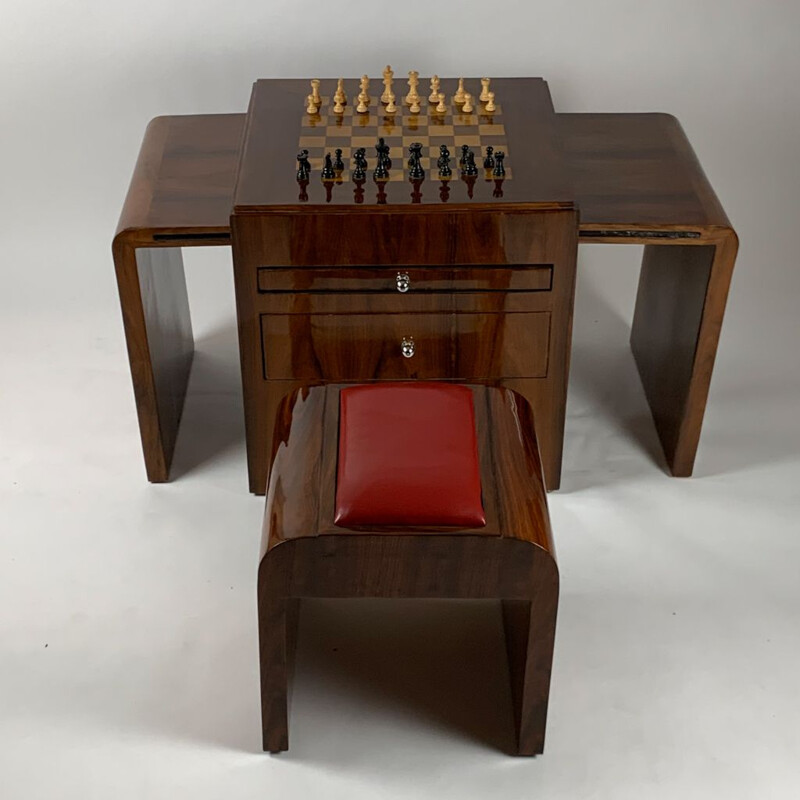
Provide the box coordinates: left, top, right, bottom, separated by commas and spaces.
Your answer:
260, 312, 550, 381
257, 265, 552, 294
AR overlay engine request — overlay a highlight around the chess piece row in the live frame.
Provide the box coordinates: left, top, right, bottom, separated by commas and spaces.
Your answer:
296, 143, 505, 183
305, 71, 497, 116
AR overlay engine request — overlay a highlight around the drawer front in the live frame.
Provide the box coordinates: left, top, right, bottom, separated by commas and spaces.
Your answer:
260, 312, 550, 381
257, 265, 553, 294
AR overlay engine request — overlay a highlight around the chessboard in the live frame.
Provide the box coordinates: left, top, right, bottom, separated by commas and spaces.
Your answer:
298, 94, 513, 182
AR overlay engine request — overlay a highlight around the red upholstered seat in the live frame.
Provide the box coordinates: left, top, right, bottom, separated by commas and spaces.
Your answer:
334, 382, 486, 528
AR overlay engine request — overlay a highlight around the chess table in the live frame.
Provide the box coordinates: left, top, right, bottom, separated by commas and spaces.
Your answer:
113, 76, 738, 493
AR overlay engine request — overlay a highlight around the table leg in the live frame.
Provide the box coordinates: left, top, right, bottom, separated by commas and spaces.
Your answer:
501, 556, 559, 756
113, 240, 194, 481
630, 231, 738, 475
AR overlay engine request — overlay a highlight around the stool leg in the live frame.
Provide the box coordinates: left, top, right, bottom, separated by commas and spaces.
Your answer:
258, 595, 299, 752
502, 575, 559, 755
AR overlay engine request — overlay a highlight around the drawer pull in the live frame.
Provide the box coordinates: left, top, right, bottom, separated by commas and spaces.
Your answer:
396, 272, 410, 293
401, 337, 415, 358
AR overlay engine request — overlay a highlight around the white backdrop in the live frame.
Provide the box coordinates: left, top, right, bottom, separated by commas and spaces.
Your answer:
1, 2, 799, 799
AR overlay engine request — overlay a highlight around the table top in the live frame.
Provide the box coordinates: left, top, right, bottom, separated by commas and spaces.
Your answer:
115, 107, 735, 245
115, 114, 243, 244
232, 77, 574, 212
557, 112, 731, 233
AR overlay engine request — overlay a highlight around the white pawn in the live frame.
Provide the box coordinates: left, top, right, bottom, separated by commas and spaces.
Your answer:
435, 92, 447, 113
306, 94, 318, 115
410, 95, 421, 114
385, 93, 397, 114
462, 93, 473, 113
485, 91, 496, 112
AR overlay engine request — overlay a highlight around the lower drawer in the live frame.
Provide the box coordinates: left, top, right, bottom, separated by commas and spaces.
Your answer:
260, 311, 550, 381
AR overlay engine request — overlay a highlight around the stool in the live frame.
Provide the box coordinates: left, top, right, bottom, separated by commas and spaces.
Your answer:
258, 383, 559, 755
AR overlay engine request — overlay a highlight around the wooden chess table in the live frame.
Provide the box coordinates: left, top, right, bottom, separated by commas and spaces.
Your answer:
113, 76, 738, 493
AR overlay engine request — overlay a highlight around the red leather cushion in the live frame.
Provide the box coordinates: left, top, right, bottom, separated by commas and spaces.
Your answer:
334, 383, 486, 528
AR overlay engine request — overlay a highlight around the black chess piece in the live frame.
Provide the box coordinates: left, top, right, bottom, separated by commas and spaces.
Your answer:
437, 144, 452, 179
459, 144, 470, 167
483, 145, 495, 169
408, 142, 425, 180
333, 148, 344, 173
493, 150, 506, 177
321, 152, 335, 180
376, 137, 392, 170
298, 179, 309, 202
296, 149, 311, 181
464, 149, 478, 176
463, 173, 476, 199
373, 159, 389, 181
352, 148, 367, 181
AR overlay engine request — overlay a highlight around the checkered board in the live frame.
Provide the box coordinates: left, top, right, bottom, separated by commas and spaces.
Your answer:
298, 95, 513, 182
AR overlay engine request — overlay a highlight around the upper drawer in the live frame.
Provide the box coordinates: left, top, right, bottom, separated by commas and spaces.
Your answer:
257, 265, 552, 294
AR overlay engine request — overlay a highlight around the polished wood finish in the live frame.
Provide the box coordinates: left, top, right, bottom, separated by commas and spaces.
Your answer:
260, 311, 551, 381
557, 112, 731, 235
557, 112, 739, 474
114, 97, 738, 487
235, 78, 571, 209
233, 78, 577, 493
113, 114, 244, 480
256, 263, 553, 293
258, 385, 558, 754
234, 207, 578, 494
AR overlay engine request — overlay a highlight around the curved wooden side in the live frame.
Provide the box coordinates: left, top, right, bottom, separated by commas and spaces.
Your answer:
257, 383, 558, 754
113, 114, 244, 480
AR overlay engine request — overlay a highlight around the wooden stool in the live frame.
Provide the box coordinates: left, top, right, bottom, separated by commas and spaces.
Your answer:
258, 383, 559, 755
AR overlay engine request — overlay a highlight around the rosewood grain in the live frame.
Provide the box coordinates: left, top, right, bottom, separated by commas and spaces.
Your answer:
258, 385, 558, 754
114, 97, 738, 488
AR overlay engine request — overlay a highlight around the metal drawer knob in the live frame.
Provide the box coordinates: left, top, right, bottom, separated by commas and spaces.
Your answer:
401, 336, 415, 358
396, 272, 410, 293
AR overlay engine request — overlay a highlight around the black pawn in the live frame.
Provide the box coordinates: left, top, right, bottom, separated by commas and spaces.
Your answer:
321, 152, 335, 180
483, 146, 495, 169
296, 149, 310, 181
408, 142, 425, 180
333, 148, 344, 173
437, 144, 452, 178
493, 150, 506, 177
352, 148, 367, 181
459, 144, 470, 167
464, 149, 478, 176
376, 137, 392, 170
374, 159, 389, 182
